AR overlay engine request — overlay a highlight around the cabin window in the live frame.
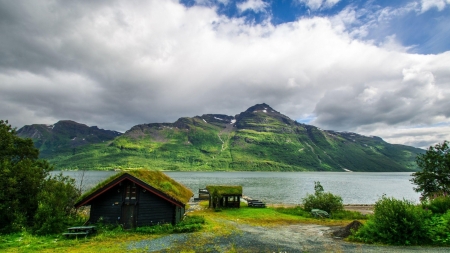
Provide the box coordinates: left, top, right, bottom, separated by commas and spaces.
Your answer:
125, 183, 137, 200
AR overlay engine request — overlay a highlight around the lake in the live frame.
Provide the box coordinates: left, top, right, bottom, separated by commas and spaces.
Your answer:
56, 171, 421, 205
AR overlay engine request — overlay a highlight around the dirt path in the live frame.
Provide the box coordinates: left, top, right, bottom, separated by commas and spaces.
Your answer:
128, 221, 450, 252
127, 202, 448, 252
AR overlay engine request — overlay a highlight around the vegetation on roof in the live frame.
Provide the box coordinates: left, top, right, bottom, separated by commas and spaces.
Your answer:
76, 169, 193, 205
206, 185, 242, 198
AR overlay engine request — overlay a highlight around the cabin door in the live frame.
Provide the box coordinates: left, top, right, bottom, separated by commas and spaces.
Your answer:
122, 204, 135, 229
122, 182, 138, 229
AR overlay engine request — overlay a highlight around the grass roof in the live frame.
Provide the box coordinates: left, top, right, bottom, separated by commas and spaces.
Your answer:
206, 185, 243, 197
77, 169, 193, 205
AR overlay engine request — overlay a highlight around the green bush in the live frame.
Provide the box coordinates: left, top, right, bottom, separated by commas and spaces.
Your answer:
302, 181, 343, 214
423, 196, 450, 214
426, 210, 450, 245
173, 224, 203, 233
351, 196, 430, 245
178, 215, 205, 226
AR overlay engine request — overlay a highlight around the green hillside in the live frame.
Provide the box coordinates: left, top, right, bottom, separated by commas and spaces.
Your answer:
17, 104, 424, 172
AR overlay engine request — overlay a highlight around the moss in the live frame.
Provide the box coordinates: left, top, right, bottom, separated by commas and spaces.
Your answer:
206, 185, 242, 198
77, 169, 193, 205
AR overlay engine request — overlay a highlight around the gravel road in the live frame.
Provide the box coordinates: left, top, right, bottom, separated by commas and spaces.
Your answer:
128, 221, 450, 253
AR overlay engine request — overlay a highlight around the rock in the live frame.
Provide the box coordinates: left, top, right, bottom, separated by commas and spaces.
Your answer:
333, 220, 363, 238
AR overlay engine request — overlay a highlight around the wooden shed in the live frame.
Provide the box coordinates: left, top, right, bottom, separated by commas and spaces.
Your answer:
206, 185, 242, 208
74, 170, 193, 229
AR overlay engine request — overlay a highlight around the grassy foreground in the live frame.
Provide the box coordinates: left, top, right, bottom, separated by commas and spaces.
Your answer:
0, 202, 366, 253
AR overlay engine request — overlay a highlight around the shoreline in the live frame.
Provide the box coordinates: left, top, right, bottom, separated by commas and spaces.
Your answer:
266, 203, 375, 214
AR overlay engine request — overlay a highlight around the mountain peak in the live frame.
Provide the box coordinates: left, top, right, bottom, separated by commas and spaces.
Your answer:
245, 103, 278, 113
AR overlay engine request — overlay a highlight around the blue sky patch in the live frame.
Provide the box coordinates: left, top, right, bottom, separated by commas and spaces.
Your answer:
179, 0, 450, 54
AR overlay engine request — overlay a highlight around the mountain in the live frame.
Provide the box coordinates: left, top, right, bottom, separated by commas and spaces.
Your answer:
17, 104, 424, 171
17, 120, 122, 157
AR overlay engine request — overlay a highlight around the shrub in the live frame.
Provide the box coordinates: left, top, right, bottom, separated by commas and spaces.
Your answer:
178, 215, 205, 226
351, 196, 430, 245
423, 195, 450, 214
302, 181, 343, 214
426, 210, 450, 245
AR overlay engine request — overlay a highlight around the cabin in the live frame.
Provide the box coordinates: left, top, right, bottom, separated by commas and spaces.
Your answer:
206, 185, 242, 208
74, 170, 193, 229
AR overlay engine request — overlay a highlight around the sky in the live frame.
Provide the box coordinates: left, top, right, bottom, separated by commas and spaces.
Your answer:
0, 0, 449, 149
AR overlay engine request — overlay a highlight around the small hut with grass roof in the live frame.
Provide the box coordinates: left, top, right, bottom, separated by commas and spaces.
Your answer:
206, 185, 242, 208
75, 170, 193, 229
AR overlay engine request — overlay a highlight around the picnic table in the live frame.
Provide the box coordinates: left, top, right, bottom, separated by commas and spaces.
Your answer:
63, 226, 96, 238
247, 199, 266, 208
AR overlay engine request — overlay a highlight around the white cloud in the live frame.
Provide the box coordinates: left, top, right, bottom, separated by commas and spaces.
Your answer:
236, 0, 269, 13
0, 0, 449, 148
324, 0, 341, 8
358, 123, 450, 149
379, 34, 414, 52
298, 0, 341, 11
421, 0, 450, 12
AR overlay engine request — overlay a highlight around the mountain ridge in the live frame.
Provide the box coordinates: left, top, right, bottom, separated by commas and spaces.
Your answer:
17, 103, 424, 172
17, 120, 122, 157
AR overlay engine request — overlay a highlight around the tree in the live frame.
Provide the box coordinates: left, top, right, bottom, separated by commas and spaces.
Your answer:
411, 141, 450, 200
302, 181, 343, 213
0, 120, 50, 232
33, 174, 79, 235
0, 120, 79, 234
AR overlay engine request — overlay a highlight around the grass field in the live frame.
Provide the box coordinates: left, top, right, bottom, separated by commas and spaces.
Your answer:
0, 202, 367, 252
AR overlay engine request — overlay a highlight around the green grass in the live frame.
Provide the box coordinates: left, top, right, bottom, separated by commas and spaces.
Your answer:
196, 201, 366, 226
0, 216, 206, 253
0, 203, 369, 252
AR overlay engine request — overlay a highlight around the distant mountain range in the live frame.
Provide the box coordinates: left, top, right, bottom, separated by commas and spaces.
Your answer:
17, 103, 424, 172
17, 120, 122, 156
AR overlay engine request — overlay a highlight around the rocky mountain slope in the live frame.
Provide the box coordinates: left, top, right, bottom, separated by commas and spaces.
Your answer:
17, 120, 122, 157
17, 104, 424, 171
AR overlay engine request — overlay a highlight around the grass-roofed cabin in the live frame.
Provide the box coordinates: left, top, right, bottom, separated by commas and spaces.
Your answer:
74, 170, 193, 229
206, 185, 242, 208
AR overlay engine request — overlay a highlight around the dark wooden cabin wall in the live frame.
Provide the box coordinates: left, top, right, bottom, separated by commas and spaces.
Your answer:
89, 186, 122, 224
175, 206, 185, 224
137, 190, 176, 226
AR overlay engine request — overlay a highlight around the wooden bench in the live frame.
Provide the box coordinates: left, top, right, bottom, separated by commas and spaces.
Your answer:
247, 199, 266, 208
63, 226, 96, 238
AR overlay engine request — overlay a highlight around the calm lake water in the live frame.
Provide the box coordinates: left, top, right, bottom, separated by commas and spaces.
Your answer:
56, 171, 420, 205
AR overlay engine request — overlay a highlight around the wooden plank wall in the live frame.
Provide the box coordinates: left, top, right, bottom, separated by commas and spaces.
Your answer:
88, 183, 185, 227
89, 186, 122, 224
137, 190, 176, 226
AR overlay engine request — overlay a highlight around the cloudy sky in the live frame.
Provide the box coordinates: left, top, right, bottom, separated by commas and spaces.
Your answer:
1, 0, 449, 149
